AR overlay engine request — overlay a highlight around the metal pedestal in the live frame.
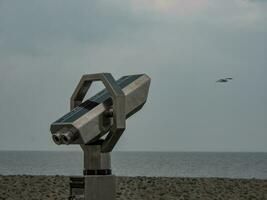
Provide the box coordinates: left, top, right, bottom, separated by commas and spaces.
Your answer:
69, 145, 116, 200
69, 175, 116, 200
84, 175, 115, 200
69, 177, 84, 200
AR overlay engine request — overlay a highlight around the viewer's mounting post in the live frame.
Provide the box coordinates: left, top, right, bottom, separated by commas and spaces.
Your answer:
50, 73, 151, 200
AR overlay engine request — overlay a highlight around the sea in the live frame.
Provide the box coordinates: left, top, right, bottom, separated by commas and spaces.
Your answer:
0, 151, 266, 179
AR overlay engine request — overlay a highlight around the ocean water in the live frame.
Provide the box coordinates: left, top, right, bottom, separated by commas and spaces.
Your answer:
0, 151, 266, 179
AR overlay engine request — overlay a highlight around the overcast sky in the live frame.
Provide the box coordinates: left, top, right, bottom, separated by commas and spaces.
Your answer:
0, 0, 266, 152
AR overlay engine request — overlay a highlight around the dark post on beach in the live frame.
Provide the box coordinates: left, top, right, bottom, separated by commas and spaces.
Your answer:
50, 73, 151, 200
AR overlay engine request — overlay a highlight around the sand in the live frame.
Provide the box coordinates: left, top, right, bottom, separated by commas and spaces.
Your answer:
0, 176, 266, 200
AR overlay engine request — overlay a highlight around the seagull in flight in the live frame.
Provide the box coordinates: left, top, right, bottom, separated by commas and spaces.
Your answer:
216, 78, 233, 83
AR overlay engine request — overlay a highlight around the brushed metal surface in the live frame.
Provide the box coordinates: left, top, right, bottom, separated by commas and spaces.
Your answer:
50, 73, 150, 200
50, 74, 151, 152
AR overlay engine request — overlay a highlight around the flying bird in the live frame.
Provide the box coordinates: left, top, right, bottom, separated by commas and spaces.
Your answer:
216, 78, 233, 83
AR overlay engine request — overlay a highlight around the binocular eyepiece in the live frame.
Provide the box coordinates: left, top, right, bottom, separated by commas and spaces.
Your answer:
52, 130, 78, 145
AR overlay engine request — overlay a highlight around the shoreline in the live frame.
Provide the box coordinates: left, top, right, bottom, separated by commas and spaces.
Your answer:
0, 175, 266, 199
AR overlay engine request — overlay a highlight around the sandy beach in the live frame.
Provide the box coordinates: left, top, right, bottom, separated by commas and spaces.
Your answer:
0, 175, 266, 200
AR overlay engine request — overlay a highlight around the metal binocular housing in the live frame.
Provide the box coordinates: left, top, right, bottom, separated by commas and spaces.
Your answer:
50, 73, 151, 152
50, 73, 150, 200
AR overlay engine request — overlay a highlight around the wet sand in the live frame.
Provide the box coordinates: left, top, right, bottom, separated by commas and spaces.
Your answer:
0, 175, 266, 200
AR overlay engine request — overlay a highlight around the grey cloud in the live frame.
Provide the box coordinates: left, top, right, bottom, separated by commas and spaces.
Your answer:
247, 0, 267, 3
0, 0, 154, 56
0, 0, 266, 152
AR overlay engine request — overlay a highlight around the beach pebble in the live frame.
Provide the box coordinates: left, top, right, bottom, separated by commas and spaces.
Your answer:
0, 176, 266, 200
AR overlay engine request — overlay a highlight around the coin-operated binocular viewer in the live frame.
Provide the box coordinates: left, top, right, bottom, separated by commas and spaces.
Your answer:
50, 73, 151, 200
